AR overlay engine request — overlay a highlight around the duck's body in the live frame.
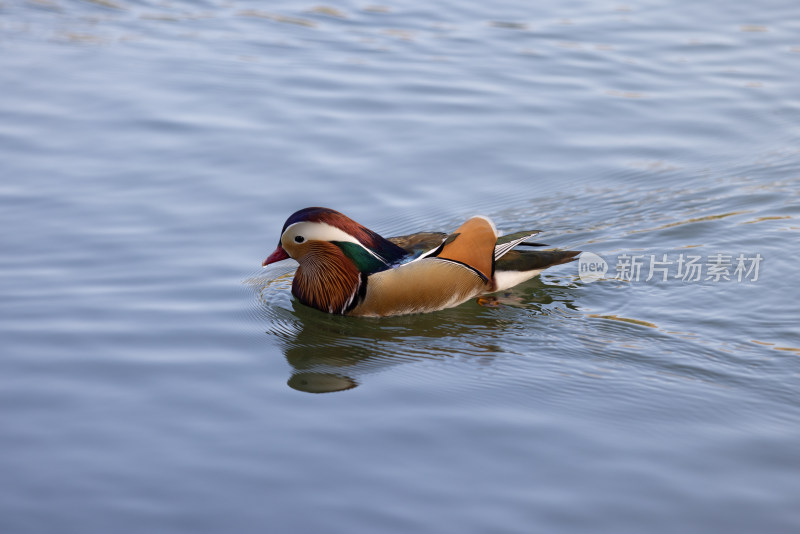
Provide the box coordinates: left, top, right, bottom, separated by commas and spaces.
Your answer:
263, 207, 579, 317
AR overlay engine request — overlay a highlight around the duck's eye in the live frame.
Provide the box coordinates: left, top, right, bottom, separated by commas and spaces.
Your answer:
294, 235, 305, 243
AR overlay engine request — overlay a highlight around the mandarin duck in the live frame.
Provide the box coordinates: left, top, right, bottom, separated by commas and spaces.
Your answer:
263, 207, 579, 317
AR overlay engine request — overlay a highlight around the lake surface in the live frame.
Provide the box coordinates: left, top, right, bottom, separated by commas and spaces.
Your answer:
2, 0, 799, 532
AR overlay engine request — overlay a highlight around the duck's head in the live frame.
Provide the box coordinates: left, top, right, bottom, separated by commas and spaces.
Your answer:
263, 207, 407, 272
263, 207, 409, 314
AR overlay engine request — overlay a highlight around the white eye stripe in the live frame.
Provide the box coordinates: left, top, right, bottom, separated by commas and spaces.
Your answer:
283, 221, 360, 244
282, 221, 388, 263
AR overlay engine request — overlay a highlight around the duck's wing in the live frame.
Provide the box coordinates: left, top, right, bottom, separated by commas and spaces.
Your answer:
351, 218, 499, 317
493, 249, 581, 291
388, 232, 447, 257
433, 216, 497, 281
493, 230, 543, 260
496, 249, 580, 271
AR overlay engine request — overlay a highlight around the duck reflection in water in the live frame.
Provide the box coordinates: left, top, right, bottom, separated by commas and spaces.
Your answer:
268, 278, 580, 394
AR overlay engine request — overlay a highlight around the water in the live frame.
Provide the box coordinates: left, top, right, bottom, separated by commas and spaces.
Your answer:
2, 0, 800, 532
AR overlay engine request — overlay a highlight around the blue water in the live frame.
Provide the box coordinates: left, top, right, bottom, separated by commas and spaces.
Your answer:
2, 1, 800, 533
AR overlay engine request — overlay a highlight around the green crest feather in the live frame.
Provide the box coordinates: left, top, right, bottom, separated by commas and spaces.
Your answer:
333, 242, 388, 273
